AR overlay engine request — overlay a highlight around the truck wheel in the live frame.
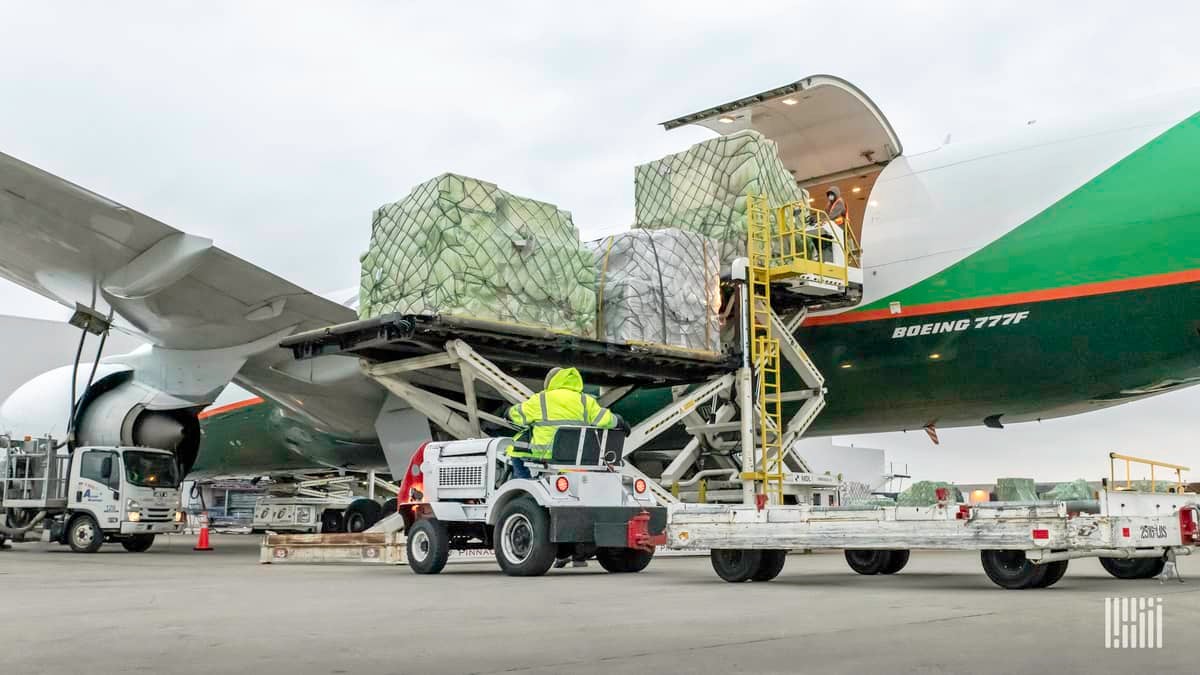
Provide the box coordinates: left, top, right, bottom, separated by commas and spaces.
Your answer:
406, 519, 449, 574
844, 549, 891, 575
710, 549, 763, 583
980, 550, 1048, 589
121, 534, 155, 553
880, 550, 911, 575
320, 509, 343, 533
494, 498, 556, 577
751, 550, 788, 581
1100, 557, 1165, 579
344, 499, 383, 533
67, 514, 104, 553
1034, 560, 1069, 588
595, 547, 654, 573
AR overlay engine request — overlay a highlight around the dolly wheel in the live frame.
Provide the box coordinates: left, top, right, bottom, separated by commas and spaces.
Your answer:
751, 550, 788, 582
1099, 557, 1165, 579
1034, 559, 1069, 588
596, 547, 654, 573
710, 549, 763, 583
844, 549, 891, 575
980, 550, 1049, 589
880, 550, 911, 575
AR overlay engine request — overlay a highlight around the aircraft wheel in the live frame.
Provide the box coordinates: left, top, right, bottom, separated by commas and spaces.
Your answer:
381, 498, 398, 518
344, 499, 383, 533
494, 498, 556, 577
751, 550, 788, 582
121, 534, 155, 553
406, 519, 449, 575
596, 547, 654, 573
710, 549, 763, 583
844, 549, 891, 575
980, 550, 1048, 589
1100, 557, 1165, 579
67, 514, 104, 553
880, 550, 911, 574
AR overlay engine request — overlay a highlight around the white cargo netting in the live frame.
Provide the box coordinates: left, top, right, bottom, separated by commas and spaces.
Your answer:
359, 173, 597, 336
634, 129, 807, 267
589, 229, 721, 352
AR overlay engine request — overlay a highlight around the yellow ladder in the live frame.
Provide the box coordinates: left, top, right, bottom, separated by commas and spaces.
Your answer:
745, 194, 786, 505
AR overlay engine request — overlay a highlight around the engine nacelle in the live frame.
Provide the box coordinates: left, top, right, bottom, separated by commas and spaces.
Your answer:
0, 364, 203, 474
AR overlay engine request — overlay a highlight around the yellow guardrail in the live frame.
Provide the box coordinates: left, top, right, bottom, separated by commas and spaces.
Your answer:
766, 201, 856, 284
1108, 452, 1191, 493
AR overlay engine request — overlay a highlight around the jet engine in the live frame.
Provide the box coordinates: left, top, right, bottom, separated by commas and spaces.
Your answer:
0, 364, 203, 474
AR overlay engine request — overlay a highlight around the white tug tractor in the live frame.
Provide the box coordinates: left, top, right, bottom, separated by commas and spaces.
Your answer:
395, 426, 665, 576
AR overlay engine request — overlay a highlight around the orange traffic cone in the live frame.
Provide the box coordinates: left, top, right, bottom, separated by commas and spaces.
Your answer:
193, 512, 213, 551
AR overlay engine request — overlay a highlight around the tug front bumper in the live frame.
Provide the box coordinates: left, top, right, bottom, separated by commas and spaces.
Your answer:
549, 506, 667, 549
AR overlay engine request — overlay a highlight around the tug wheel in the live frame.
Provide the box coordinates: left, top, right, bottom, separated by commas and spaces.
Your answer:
406, 518, 449, 575
710, 549, 763, 583
494, 498, 556, 577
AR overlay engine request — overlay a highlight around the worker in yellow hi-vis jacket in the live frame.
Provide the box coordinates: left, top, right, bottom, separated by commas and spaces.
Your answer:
507, 366, 624, 568
506, 367, 621, 481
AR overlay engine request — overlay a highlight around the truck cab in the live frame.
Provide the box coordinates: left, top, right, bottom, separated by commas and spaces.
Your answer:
1, 436, 184, 552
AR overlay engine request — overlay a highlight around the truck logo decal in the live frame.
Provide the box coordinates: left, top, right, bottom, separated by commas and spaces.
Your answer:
891, 311, 1030, 339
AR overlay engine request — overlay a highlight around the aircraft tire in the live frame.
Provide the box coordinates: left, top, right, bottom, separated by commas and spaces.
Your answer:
344, 499, 383, 533
319, 509, 343, 533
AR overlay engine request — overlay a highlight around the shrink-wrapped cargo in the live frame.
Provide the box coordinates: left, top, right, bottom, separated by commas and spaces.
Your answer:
634, 129, 806, 267
589, 229, 721, 352
359, 173, 597, 336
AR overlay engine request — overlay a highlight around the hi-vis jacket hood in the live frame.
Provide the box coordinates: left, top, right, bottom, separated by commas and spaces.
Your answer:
546, 367, 583, 393
826, 185, 842, 200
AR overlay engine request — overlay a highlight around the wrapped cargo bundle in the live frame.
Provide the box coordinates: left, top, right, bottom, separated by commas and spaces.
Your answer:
634, 129, 807, 267
1040, 479, 1095, 501
589, 229, 721, 352
896, 481, 964, 506
995, 477, 1039, 502
359, 173, 597, 335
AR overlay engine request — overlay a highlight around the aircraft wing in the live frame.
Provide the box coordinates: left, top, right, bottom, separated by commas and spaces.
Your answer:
0, 150, 383, 437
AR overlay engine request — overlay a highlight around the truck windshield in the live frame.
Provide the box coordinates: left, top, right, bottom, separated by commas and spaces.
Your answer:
123, 451, 180, 488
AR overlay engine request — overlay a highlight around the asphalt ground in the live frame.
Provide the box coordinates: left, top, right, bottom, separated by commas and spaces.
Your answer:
2, 534, 1197, 674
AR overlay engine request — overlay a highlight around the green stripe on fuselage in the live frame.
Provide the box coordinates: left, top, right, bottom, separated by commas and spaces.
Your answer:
860, 111, 1200, 311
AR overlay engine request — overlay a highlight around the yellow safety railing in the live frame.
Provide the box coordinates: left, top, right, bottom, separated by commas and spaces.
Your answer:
1109, 452, 1191, 493
766, 201, 857, 285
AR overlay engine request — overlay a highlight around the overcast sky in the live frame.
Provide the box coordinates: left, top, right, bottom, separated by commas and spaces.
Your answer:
2, 2, 1198, 484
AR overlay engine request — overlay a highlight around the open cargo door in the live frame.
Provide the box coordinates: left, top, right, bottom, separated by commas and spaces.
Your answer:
661, 74, 903, 246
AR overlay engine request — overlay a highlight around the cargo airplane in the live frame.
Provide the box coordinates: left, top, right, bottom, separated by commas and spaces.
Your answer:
0, 75, 1197, 479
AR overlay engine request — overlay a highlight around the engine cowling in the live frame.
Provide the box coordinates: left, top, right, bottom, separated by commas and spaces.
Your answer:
0, 364, 203, 474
